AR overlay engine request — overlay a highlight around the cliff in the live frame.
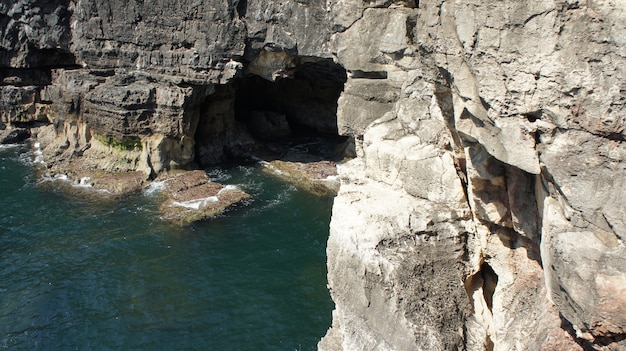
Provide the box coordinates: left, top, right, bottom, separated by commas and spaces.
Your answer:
1, 0, 625, 350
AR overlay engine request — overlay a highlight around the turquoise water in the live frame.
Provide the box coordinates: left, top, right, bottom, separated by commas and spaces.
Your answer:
0, 144, 333, 350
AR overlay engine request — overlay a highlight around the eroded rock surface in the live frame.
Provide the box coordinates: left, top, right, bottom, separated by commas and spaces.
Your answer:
158, 170, 250, 226
321, 0, 625, 350
1, 0, 625, 350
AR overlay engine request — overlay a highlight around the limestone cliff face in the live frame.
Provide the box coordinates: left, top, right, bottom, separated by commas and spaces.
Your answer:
1, 0, 625, 350
322, 1, 625, 350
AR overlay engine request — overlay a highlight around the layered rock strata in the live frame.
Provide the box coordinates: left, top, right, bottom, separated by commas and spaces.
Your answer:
1, 0, 625, 350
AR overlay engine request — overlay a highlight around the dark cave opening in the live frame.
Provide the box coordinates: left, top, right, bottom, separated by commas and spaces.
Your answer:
480, 262, 498, 312
234, 58, 347, 139
194, 58, 349, 168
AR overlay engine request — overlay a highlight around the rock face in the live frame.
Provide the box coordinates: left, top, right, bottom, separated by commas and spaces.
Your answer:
2, 0, 625, 350
321, 1, 625, 350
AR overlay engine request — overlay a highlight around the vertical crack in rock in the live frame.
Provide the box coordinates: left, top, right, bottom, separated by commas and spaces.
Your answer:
235, 0, 248, 18
2, 0, 625, 350
480, 262, 497, 313
465, 261, 498, 351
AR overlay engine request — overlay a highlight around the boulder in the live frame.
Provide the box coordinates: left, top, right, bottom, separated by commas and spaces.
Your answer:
158, 170, 250, 226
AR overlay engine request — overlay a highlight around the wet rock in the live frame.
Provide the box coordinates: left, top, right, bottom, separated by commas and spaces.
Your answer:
35, 170, 146, 198
84, 171, 146, 195
0, 127, 30, 144
256, 137, 345, 197
262, 158, 339, 197
1, 0, 625, 350
158, 170, 250, 226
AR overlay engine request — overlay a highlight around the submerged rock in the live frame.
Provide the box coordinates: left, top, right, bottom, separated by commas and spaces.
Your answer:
256, 137, 345, 197
262, 158, 339, 197
158, 170, 250, 226
36, 170, 146, 197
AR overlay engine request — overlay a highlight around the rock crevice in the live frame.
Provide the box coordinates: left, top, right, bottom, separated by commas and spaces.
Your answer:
1, 0, 625, 350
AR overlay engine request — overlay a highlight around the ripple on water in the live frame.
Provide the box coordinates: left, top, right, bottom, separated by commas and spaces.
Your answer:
0, 147, 333, 351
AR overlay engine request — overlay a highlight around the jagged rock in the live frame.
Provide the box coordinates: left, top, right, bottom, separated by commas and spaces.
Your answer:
321, 159, 474, 350
158, 170, 250, 226
256, 137, 345, 197
324, 0, 625, 350
548, 230, 626, 346
71, 0, 246, 83
35, 168, 147, 197
1, 0, 625, 350
0, 85, 52, 124
0, 0, 74, 68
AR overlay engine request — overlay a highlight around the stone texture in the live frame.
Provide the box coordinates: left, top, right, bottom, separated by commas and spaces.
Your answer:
0, 0, 74, 68
70, 0, 246, 83
1, 0, 625, 350
548, 231, 626, 344
322, 0, 626, 350
159, 170, 250, 226
262, 158, 339, 197
324, 160, 473, 350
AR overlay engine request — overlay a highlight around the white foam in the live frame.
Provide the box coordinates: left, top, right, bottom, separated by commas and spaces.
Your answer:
206, 168, 232, 182
33, 151, 44, 164
236, 165, 255, 176
0, 144, 19, 150
143, 180, 166, 195
75, 176, 93, 188
269, 186, 295, 207
217, 184, 238, 196
171, 196, 219, 210
257, 160, 286, 176
32, 141, 44, 164
53, 174, 69, 181
40, 173, 109, 193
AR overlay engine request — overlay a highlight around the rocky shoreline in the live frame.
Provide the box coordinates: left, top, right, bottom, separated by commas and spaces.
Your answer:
6, 127, 344, 225
2, 0, 625, 350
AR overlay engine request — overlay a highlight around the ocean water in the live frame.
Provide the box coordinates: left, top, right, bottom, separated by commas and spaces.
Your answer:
0, 144, 334, 350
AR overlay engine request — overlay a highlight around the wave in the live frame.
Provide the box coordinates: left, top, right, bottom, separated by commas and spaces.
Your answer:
217, 184, 239, 196
143, 180, 166, 196
236, 164, 255, 177
0, 143, 19, 150
171, 196, 219, 210
17, 150, 35, 167
39, 174, 110, 193
206, 168, 232, 182
247, 184, 297, 213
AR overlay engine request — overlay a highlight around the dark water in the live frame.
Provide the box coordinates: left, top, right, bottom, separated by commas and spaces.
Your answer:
0, 144, 333, 350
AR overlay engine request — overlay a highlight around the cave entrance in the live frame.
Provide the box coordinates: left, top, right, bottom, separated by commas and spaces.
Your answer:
194, 58, 349, 168
235, 58, 347, 140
